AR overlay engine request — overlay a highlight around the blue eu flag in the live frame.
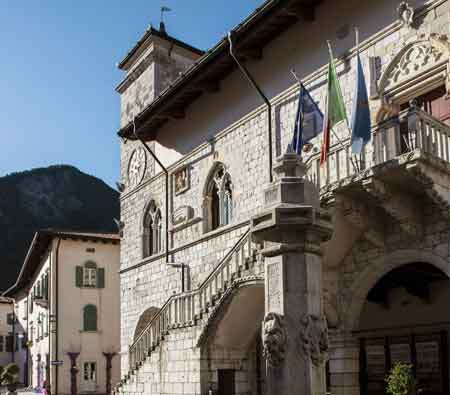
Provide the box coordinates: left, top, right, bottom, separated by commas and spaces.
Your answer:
292, 83, 324, 155
350, 52, 371, 155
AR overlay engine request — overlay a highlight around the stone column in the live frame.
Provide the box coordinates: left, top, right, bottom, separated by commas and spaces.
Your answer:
67, 352, 79, 395
328, 331, 360, 395
103, 352, 116, 394
251, 151, 332, 395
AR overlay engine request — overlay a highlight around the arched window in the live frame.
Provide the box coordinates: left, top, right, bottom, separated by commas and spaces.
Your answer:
83, 305, 97, 332
203, 164, 233, 232
143, 200, 162, 258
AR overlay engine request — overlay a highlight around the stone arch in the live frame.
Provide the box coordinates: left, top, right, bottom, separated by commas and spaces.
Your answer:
197, 276, 264, 348
375, 34, 450, 121
133, 306, 160, 342
343, 249, 450, 332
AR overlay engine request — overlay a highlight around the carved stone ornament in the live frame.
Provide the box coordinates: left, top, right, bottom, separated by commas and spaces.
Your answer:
127, 147, 147, 188
397, 1, 414, 28
174, 166, 190, 195
298, 314, 329, 366
262, 312, 287, 367
172, 205, 194, 226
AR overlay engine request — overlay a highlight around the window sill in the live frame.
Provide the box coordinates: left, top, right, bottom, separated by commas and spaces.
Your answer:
79, 330, 101, 334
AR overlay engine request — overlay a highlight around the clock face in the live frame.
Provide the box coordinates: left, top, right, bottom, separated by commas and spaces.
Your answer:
127, 147, 147, 188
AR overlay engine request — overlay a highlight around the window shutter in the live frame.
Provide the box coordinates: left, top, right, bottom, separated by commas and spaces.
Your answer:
83, 305, 97, 331
5, 335, 13, 352
76, 266, 83, 287
43, 273, 48, 299
97, 268, 105, 288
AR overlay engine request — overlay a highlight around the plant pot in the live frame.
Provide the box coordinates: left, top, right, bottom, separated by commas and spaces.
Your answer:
6, 384, 17, 395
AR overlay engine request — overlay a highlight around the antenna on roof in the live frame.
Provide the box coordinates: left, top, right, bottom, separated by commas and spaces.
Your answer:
160, 6, 172, 35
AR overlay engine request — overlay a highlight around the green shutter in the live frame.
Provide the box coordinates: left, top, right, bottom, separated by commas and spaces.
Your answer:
76, 266, 83, 287
5, 335, 13, 352
83, 305, 97, 331
97, 268, 105, 288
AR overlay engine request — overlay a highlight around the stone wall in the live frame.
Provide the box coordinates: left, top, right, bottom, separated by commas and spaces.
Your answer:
117, 0, 450, 392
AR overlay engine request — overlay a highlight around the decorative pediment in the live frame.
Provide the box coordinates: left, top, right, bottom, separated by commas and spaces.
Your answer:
378, 36, 448, 97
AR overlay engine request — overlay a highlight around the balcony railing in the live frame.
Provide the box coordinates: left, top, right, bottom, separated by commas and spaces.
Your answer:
305, 106, 450, 191
127, 228, 259, 372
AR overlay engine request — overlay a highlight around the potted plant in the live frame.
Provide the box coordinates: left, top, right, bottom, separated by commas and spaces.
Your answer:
1, 363, 20, 395
386, 362, 415, 395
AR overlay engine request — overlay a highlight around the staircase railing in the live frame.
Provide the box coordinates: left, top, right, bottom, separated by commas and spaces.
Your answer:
127, 228, 255, 372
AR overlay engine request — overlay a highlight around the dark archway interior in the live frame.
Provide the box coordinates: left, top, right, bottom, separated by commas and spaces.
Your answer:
367, 262, 447, 307
358, 262, 450, 395
133, 307, 160, 341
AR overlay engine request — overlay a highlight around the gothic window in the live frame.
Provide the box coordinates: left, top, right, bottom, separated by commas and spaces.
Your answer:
83, 305, 98, 332
143, 200, 162, 258
204, 164, 234, 232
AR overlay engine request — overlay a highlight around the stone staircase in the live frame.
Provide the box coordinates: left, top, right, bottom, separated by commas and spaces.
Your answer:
114, 228, 262, 394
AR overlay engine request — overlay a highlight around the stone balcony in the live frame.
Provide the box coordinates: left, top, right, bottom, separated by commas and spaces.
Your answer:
304, 105, 450, 267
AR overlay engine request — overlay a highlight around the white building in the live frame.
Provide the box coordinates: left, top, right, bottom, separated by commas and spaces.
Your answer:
0, 297, 27, 384
5, 230, 120, 395
115, 0, 450, 394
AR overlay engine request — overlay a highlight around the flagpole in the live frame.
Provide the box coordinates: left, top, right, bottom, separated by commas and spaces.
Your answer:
354, 26, 363, 171
290, 69, 304, 155
326, 40, 359, 173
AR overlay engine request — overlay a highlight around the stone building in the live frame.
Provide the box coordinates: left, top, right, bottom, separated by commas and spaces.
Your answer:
4, 230, 120, 395
115, 1, 450, 394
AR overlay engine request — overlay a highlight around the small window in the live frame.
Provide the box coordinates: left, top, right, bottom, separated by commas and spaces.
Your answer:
0, 336, 4, 352
83, 305, 98, 332
76, 262, 104, 289
83, 267, 97, 287
83, 362, 97, 382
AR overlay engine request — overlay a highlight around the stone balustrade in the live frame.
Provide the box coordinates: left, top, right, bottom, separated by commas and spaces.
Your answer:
124, 228, 255, 381
306, 106, 450, 191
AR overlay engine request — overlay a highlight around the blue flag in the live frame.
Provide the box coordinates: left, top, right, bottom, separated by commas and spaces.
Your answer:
350, 52, 371, 155
291, 83, 324, 155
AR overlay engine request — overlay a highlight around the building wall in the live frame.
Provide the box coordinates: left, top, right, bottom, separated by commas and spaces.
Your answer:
117, 0, 450, 392
56, 238, 120, 395
27, 252, 51, 389
0, 300, 27, 383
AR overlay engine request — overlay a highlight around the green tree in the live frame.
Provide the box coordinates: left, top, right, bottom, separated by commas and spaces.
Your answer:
386, 362, 415, 395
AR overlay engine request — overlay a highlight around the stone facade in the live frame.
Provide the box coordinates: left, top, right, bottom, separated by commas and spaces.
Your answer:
117, 1, 450, 394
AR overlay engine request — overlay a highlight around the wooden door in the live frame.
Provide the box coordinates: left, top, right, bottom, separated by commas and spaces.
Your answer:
218, 369, 235, 395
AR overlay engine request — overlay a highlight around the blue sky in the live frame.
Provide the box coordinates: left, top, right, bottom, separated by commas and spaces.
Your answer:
0, 1, 262, 187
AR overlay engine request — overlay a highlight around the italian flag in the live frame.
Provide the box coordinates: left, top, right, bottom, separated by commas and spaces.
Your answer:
320, 48, 348, 165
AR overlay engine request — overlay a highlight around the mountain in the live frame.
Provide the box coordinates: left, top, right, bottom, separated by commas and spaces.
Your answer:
0, 165, 119, 291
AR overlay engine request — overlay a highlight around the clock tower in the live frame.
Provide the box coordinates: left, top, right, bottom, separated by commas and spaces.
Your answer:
116, 25, 203, 190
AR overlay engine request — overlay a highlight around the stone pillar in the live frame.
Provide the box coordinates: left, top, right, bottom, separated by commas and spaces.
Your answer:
328, 331, 360, 395
67, 352, 79, 395
103, 352, 116, 394
251, 151, 332, 395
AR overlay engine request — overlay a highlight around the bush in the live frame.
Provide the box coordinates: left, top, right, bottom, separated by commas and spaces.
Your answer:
1, 363, 20, 385
386, 362, 415, 395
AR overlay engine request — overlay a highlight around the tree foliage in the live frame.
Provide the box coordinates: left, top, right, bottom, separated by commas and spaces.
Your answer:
386, 362, 415, 395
